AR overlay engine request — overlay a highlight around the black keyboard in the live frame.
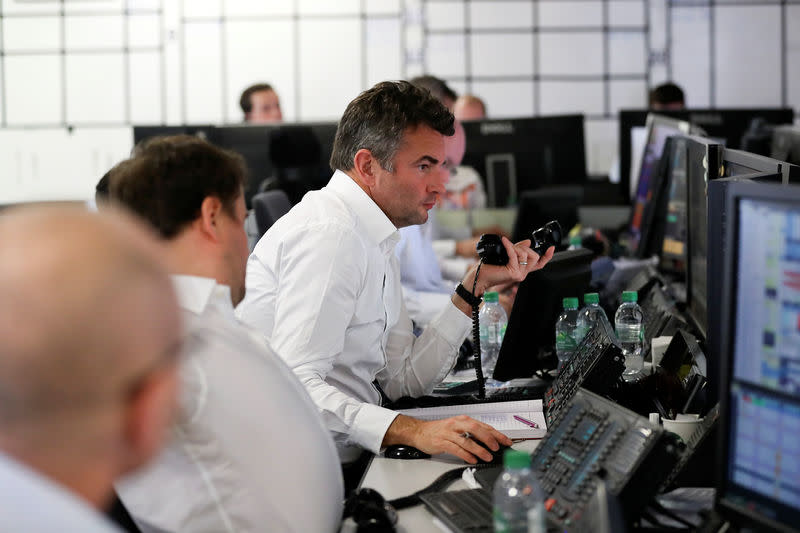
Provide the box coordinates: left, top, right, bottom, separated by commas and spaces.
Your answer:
420, 488, 493, 533
389, 383, 547, 409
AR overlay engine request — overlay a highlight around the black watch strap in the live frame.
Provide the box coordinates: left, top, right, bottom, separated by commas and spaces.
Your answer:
455, 283, 482, 307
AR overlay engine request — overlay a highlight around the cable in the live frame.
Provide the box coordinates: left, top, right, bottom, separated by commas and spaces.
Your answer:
388, 463, 497, 510
471, 260, 486, 399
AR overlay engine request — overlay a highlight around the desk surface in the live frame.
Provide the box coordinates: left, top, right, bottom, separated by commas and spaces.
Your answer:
355, 440, 540, 533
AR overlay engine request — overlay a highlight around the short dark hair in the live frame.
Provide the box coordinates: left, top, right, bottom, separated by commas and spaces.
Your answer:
95, 171, 110, 205
108, 135, 247, 239
240, 83, 275, 114
409, 75, 458, 105
330, 80, 455, 172
649, 82, 685, 107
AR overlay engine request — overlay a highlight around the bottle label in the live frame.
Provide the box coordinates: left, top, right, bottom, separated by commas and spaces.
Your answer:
527, 504, 546, 533
555, 331, 577, 351
616, 323, 643, 343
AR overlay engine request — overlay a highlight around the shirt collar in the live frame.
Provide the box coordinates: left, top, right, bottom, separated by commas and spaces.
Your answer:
171, 275, 236, 322
327, 169, 398, 246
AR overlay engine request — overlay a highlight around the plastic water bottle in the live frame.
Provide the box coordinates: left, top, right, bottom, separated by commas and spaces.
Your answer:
554, 297, 579, 374
615, 290, 644, 381
575, 292, 611, 343
567, 235, 582, 250
493, 450, 546, 533
479, 291, 507, 383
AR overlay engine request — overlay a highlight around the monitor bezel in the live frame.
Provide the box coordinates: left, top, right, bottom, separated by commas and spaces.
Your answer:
716, 180, 800, 533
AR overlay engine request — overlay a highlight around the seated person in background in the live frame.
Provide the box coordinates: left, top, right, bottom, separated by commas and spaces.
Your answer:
236, 81, 553, 479
240, 82, 283, 123
0, 207, 182, 532
453, 94, 487, 121
108, 135, 343, 532
649, 82, 685, 111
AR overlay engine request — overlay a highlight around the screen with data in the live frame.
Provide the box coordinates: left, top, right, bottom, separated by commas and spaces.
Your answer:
726, 197, 800, 525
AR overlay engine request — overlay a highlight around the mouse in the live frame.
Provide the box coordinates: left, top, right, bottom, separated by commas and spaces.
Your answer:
472, 440, 511, 465
383, 444, 431, 460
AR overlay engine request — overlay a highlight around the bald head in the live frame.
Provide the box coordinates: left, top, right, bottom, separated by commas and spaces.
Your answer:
0, 207, 182, 484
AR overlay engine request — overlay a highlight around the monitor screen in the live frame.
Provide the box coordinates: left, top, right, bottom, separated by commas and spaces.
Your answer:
660, 137, 689, 271
684, 137, 724, 337
717, 182, 800, 532
618, 108, 795, 202
628, 114, 690, 254
493, 248, 593, 381
460, 115, 586, 207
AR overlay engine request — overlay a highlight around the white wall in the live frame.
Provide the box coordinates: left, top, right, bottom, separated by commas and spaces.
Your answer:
0, 0, 796, 202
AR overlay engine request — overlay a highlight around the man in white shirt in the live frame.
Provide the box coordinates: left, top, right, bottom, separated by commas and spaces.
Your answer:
237, 81, 554, 470
108, 135, 343, 532
0, 207, 183, 532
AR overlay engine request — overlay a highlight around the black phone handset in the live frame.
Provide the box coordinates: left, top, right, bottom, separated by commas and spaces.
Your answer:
468, 220, 563, 399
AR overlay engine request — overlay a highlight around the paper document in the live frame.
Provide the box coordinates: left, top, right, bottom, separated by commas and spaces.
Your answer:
398, 399, 546, 439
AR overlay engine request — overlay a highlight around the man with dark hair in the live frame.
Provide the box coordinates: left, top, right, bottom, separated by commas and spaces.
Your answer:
0, 206, 182, 532
237, 81, 553, 482
649, 82, 685, 110
109, 135, 343, 532
240, 82, 283, 123
409, 75, 458, 110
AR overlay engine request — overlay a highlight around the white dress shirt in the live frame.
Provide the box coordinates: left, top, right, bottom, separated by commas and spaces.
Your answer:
236, 170, 472, 463
116, 275, 343, 533
0, 452, 121, 533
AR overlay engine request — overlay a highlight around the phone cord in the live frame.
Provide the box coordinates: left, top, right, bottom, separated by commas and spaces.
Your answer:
472, 260, 486, 399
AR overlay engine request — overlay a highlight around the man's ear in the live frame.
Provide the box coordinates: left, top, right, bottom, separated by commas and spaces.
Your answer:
198, 196, 224, 242
352, 149, 378, 187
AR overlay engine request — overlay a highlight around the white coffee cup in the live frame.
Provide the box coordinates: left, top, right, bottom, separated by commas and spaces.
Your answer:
662, 417, 703, 444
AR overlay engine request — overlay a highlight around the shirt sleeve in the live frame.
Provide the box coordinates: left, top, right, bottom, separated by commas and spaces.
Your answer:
252, 223, 399, 455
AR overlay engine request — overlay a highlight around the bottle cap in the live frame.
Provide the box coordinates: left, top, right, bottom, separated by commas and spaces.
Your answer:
569, 236, 581, 246
621, 291, 638, 303
484, 291, 499, 303
503, 449, 531, 469
563, 297, 579, 309
584, 292, 599, 304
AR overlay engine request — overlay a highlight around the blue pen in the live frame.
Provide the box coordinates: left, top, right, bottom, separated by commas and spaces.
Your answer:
513, 415, 539, 429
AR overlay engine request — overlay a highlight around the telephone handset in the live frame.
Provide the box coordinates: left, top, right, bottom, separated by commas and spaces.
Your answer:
476, 220, 562, 265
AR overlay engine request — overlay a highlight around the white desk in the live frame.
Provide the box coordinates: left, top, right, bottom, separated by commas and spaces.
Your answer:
353, 440, 540, 533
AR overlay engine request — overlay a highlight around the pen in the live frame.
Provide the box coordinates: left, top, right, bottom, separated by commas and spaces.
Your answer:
513, 415, 539, 429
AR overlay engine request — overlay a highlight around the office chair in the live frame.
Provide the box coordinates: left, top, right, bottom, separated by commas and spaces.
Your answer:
251, 190, 291, 239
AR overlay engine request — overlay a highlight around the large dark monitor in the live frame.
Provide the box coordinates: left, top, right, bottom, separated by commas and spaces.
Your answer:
658, 136, 690, 272
772, 125, 800, 166
493, 248, 593, 381
510, 186, 583, 244
628, 114, 690, 255
460, 115, 587, 208
683, 136, 725, 338
619, 108, 795, 201
216, 122, 338, 206
132, 124, 219, 147
716, 181, 800, 533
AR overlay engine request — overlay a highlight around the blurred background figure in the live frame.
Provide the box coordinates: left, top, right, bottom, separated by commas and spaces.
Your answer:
240, 83, 283, 123
409, 75, 458, 111
649, 82, 685, 110
454, 94, 487, 121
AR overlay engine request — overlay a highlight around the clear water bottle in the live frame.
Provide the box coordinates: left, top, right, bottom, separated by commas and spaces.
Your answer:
575, 292, 611, 343
554, 297, 579, 375
479, 291, 507, 383
493, 449, 546, 533
567, 235, 582, 250
615, 290, 644, 381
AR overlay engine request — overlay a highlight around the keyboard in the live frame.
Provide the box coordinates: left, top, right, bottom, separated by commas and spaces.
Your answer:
420, 488, 493, 533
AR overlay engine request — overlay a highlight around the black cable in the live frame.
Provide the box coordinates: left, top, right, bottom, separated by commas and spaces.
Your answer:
388, 464, 497, 510
471, 260, 486, 399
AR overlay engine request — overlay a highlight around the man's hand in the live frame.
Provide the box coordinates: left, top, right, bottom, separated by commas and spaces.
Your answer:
383, 414, 513, 464
452, 237, 555, 316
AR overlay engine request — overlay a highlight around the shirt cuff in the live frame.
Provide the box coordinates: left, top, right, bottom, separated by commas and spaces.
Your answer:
350, 403, 400, 455
431, 299, 473, 347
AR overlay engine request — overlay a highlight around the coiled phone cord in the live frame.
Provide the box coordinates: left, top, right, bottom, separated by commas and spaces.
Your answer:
471, 260, 486, 400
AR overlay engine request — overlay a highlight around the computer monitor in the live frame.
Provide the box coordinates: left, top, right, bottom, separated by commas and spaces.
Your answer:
460, 115, 587, 208
492, 248, 593, 381
659, 136, 690, 273
772, 125, 800, 166
216, 122, 338, 207
683, 136, 725, 338
716, 181, 800, 533
619, 108, 795, 201
510, 186, 583, 244
132, 124, 219, 147
628, 114, 691, 255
